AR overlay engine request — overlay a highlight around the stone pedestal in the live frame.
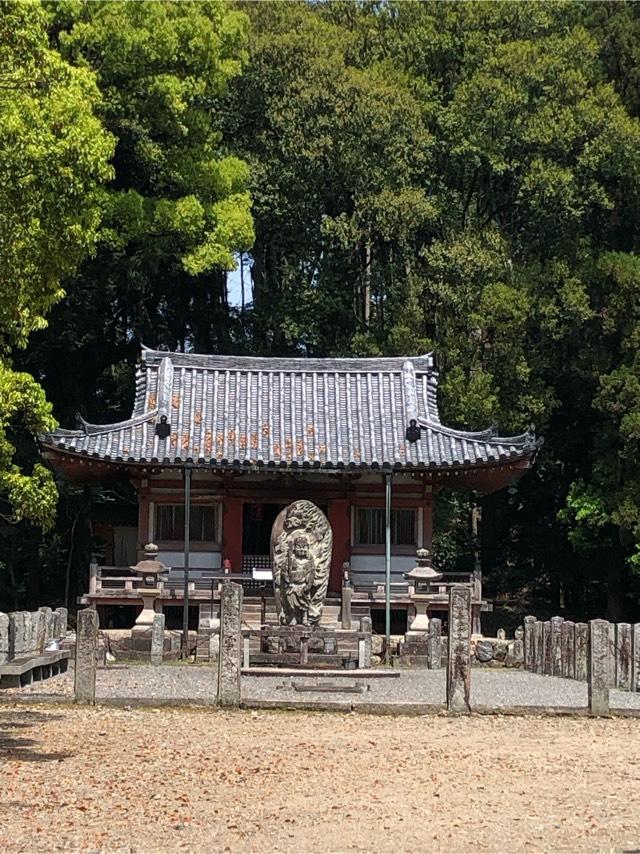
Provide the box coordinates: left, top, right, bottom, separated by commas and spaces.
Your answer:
407, 596, 430, 634
133, 590, 159, 630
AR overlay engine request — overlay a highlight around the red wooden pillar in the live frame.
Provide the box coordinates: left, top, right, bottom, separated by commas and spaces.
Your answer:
222, 496, 243, 573
422, 497, 434, 551
328, 498, 350, 592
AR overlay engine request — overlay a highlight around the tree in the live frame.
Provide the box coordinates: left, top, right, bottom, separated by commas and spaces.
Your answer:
20, 0, 254, 429
0, 2, 113, 528
222, 1, 433, 356
222, 1, 640, 618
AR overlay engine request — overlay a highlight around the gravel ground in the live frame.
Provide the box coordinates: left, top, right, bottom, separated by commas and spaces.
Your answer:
3, 664, 640, 712
1, 705, 640, 853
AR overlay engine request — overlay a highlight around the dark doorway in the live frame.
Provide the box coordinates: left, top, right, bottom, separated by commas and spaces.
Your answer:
164, 605, 198, 631
97, 604, 141, 629
242, 503, 284, 555
371, 607, 407, 635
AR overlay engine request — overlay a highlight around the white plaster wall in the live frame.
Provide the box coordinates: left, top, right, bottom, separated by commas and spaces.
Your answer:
349, 554, 413, 586
158, 551, 221, 571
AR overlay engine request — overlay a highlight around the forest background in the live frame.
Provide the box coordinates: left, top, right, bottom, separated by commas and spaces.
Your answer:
3, 0, 640, 624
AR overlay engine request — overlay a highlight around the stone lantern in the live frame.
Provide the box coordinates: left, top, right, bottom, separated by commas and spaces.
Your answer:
130, 543, 169, 632
404, 548, 442, 635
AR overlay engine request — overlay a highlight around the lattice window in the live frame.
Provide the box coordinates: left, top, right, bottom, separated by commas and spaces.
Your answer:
354, 508, 417, 546
155, 504, 218, 542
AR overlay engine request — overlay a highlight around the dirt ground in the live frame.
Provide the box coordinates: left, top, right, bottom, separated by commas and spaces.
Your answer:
1, 705, 639, 853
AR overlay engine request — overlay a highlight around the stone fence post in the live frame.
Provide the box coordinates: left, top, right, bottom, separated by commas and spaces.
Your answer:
0, 612, 8, 664
427, 617, 442, 670
523, 616, 536, 672
575, 623, 588, 682
75, 609, 98, 704
217, 581, 243, 707
633, 623, 640, 693
534, 620, 544, 674
150, 613, 165, 666
447, 586, 471, 713
550, 616, 563, 676
616, 623, 632, 691
341, 584, 352, 630
561, 621, 575, 679
542, 620, 552, 675
54, 607, 68, 640
588, 619, 610, 716
8, 612, 25, 659
358, 616, 372, 668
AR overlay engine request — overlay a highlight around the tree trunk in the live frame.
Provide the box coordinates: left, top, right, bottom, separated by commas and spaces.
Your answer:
606, 543, 626, 621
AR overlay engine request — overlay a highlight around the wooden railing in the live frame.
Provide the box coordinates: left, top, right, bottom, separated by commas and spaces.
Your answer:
88, 561, 482, 603
88, 562, 273, 596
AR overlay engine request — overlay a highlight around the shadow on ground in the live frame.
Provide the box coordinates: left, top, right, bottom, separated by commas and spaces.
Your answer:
0, 709, 73, 762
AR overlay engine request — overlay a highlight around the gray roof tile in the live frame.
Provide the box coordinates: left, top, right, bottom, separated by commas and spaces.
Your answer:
41, 348, 539, 470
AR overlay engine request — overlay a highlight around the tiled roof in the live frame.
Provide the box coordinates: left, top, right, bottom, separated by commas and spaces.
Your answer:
40, 348, 540, 471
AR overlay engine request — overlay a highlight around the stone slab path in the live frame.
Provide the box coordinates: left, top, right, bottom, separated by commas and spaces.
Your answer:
2, 664, 640, 712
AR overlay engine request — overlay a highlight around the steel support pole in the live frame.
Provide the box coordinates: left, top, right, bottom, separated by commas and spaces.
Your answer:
384, 471, 393, 664
182, 464, 192, 657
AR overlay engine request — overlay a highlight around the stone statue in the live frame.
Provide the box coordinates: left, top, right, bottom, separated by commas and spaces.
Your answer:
271, 500, 332, 626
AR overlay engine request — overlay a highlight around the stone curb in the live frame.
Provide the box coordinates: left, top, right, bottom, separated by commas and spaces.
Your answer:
2, 695, 639, 718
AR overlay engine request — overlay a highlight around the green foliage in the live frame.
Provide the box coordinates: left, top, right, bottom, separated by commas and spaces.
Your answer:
558, 480, 611, 550
0, 363, 58, 528
0, 2, 113, 350
0, 2, 112, 529
220, 0, 640, 615
7, 0, 640, 618
56, 0, 254, 275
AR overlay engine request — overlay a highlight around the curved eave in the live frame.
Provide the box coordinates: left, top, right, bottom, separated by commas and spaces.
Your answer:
39, 438, 538, 480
